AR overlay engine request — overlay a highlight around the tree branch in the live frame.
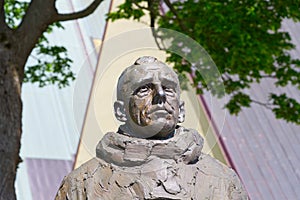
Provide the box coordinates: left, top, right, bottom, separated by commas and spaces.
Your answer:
147, 0, 159, 27
13, 0, 58, 73
0, 0, 7, 30
55, 0, 104, 22
162, 0, 190, 33
261, 75, 277, 79
151, 27, 165, 51
251, 99, 273, 110
133, 2, 148, 10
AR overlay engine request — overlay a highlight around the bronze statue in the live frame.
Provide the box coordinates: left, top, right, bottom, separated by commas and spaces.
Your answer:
56, 56, 248, 199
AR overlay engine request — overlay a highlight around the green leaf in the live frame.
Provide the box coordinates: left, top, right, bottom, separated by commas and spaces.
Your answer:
225, 92, 252, 115
24, 23, 74, 88
4, 0, 29, 29
270, 94, 300, 124
107, 0, 300, 124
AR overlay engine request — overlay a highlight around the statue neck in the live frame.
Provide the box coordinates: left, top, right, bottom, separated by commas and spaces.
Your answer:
117, 125, 177, 140
96, 126, 204, 167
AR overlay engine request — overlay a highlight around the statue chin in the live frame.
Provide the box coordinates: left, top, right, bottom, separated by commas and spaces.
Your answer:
125, 117, 175, 139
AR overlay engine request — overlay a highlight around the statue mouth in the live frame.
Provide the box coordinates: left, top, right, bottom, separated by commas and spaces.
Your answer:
151, 110, 169, 118
147, 106, 172, 115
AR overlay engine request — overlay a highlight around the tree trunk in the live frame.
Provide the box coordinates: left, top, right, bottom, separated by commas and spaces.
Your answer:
0, 48, 22, 200
0, 0, 105, 198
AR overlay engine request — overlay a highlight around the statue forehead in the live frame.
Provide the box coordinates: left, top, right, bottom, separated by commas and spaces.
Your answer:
116, 58, 180, 100
122, 64, 178, 83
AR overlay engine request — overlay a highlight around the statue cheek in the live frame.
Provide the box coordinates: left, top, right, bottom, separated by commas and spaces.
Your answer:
129, 97, 151, 126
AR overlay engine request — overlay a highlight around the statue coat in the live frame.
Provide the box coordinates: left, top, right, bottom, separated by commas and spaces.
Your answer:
55, 127, 248, 200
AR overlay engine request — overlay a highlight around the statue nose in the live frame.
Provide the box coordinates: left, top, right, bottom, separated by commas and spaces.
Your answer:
152, 84, 166, 105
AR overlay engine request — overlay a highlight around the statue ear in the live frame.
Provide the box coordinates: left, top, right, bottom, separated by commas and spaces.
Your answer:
178, 101, 185, 123
114, 100, 127, 122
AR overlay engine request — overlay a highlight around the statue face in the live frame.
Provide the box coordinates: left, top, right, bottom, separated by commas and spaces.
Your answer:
116, 63, 183, 138
128, 66, 180, 138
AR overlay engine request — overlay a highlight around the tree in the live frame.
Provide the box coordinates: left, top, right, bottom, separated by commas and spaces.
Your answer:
108, 0, 300, 124
0, 0, 105, 199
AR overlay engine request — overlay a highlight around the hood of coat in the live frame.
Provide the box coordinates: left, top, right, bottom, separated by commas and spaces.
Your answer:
96, 126, 203, 167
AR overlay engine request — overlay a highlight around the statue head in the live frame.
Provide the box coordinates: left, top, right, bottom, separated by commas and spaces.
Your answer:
114, 56, 185, 139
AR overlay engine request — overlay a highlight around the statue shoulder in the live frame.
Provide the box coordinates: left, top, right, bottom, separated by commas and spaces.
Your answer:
196, 154, 248, 199
55, 158, 103, 200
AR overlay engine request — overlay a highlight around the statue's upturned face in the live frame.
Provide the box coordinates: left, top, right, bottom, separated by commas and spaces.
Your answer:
121, 64, 181, 138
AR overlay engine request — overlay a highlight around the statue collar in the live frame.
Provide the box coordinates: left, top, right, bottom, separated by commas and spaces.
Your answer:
96, 126, 204, 167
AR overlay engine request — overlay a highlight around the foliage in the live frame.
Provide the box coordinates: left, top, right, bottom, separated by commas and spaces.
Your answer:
4, 0, 29, 29
23, 23, 75, 88
107, 0, 145, 21
107, 0, 300, 124
4, 0, 75, 88
271, 93, 300, 124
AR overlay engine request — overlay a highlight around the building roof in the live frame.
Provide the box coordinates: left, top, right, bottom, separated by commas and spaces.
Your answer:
203, 19, 300, 200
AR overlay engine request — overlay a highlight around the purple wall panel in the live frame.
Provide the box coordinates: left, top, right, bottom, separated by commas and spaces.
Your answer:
201, 19, 300, 200
25, 158, 73, 200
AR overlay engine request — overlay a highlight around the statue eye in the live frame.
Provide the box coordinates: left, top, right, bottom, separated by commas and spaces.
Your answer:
163, 86, 175, 97
135, 84, 151, 97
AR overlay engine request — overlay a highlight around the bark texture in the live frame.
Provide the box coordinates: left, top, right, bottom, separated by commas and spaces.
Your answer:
0, 0, 104, 198
0, 50, 22, 200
